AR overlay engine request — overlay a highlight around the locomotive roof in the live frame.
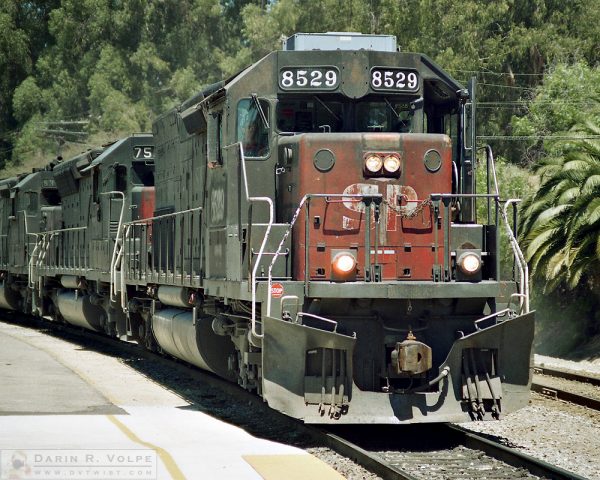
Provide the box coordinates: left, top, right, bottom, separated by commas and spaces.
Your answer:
174, 36, 465, 129
12, 169, 55, 191
0, 177, 19, 191
217, 48, 464, 104
83, 133, 153, 172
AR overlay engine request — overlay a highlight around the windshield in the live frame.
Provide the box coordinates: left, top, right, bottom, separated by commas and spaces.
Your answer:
238, 98, 270, 157
276, 95, 416, 134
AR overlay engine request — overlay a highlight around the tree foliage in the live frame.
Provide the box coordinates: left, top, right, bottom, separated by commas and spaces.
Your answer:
1, 0, 598, 168
520, 121, 600, 293
511, 62, 600, 163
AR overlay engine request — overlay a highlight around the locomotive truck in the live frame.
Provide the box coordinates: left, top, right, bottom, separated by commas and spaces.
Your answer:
0, 32, 534, 424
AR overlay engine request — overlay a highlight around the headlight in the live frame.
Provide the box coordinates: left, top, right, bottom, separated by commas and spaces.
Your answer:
457, 252, 481, 275
383, 154, 401, 173
331, 252, 357, 281
332, 252, 356, 274
365, 154, 383, 173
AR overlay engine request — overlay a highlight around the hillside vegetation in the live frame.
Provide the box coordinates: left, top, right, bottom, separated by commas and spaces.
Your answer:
1, 0, 599, 353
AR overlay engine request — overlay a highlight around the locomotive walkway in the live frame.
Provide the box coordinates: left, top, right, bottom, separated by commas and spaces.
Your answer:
0, 319, 342, 480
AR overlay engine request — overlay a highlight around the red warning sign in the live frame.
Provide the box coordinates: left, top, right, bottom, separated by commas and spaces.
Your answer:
270, 282, 284, 298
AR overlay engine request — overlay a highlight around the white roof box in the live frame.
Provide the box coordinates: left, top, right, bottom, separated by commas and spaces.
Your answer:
283, 32, 397, 52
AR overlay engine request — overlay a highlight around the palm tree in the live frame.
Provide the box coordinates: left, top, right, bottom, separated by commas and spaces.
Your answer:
520, 121, 600, 293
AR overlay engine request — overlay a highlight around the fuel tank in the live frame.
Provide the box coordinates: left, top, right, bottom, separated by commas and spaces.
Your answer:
0, 282, 20, 310
157, 286, 189, 308
152, 308, 234, 379
56, 291, 105, 332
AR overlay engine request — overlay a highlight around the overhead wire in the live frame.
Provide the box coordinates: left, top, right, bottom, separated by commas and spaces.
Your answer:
448, 68, 546, 77
478, 135, 600, 141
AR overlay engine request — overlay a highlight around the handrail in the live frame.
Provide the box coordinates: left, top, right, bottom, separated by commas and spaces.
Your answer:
238, 143, 274, 340
120, 227, 129, 311
22, 212, 42, 291
32, 227, 86, 276
120, 205, 204, 298
38, 226, 87, 234
502, 199, 529, 312
102, 191, 126, 303
486, 144, 529, 313
265, 192, 383, 318
296, 312, 338, 332
432, 147, 529, 314
28, 237, 42, 289
122, 205, 203, 226
473, 308, 511, 330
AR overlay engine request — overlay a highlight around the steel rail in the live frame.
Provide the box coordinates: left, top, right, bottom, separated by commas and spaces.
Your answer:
447, 424, 587, 480
532, 367, 600, 411
312, 429, 420, 480
311, 423, 587, 480
532, 366, 600, 387
531, 380, 600, 411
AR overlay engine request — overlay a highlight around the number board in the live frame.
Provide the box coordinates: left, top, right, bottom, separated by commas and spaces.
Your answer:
134, 146, 154, 159
279, 66, 340, 91
370, 67, 419, 92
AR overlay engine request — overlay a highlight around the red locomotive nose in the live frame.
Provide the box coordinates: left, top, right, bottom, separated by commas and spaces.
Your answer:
277, 132, 452, 282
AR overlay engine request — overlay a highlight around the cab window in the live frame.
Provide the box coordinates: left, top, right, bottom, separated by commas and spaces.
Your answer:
355, 101, 414, 132
237, 99, 270, 158
277, 98, 343, 133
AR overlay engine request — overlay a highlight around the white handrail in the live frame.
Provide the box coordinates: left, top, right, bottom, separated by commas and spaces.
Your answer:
122, 205, 203, 226
265, 192, 381, 318
266, 194, 308, 318
238, 143, 274, 340
120, 225, 130, 311
487, 146, 529, 313
102, 191, 126, 302
502, 199, 529, 313
22, 212, 42, 290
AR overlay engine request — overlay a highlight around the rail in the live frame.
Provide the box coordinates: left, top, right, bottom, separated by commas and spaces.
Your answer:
0, 235, 7, 267
23, 210, 87, 287
32, 226, 91, 274
429, 146, 529, 314
262, 144, 529, 321
265, 192, 383, 318
238, 143, 274, 340
120, 206, 204, 303
102, 191, 126, 303
486, 144, 529, 313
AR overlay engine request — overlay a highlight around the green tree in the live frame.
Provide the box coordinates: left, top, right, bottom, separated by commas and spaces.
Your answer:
0, 0, 59, 167
511, 62, 600, 162
520, 121, 600, 293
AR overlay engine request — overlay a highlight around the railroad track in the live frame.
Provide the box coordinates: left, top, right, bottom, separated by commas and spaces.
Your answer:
317, 424, 586, 480
0, 314, 590, 480
532, 365, 600, 411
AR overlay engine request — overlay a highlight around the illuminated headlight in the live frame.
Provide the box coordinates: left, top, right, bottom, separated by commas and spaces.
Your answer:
331, 252, 357, 281
457, 252, 482, 275
383, 154, 401, 173
365, 154, 383, 173
333, 252, 356, 273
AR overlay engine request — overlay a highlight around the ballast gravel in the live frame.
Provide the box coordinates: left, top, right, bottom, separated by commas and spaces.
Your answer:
459, 354, 600, 480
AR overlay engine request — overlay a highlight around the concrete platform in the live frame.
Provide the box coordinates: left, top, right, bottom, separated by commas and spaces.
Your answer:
0, 320, 344, 479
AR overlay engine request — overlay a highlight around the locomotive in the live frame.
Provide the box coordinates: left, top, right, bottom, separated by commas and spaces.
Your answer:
0, 33, 534, 424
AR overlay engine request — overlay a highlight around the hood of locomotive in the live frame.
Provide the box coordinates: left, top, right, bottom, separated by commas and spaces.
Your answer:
277, 131, 452, 282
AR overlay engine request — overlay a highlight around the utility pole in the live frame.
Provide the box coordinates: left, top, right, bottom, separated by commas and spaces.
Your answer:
36, 120, 89, 159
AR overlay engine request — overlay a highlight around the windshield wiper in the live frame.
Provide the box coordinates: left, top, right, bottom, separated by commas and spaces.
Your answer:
313, 95, 341, 123
251, 93, 269, 129
384, 98, 400, 118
